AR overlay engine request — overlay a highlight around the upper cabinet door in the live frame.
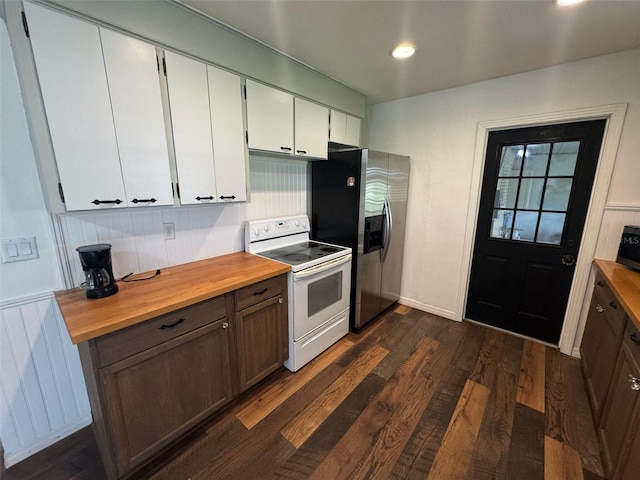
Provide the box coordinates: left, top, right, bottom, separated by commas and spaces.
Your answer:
25, 2, 126, 211
246, 80, 294, 154
208, 66, 247, 202
294, 98, 328, 160
164, 51, 217, 205
345, 115, 361, 147
329, 110, 347, 144
99, 29, 173, 207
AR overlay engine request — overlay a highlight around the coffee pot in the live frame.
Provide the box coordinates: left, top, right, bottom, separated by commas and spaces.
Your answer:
76, 244, 118, 299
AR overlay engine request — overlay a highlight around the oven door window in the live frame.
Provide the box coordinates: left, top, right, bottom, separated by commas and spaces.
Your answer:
308, 270, 343, 317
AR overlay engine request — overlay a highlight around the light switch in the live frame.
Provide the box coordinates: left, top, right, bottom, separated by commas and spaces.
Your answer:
7, 243, 19, 258
2, 236, 39, 263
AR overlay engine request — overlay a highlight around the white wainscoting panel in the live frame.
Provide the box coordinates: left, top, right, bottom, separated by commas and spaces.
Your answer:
0, 293, 91, 467
56, 155, 308, 287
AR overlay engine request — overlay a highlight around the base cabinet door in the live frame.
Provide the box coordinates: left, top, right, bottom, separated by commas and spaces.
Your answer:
97, 319, 233, 476
599, 340, 640, 476
235, 276, 288, 391
581, 288, 625, 419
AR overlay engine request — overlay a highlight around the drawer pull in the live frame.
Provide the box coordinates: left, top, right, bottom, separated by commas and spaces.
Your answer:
631, 332, 640, 345
609, 301, 618, 310
629, 374, 640, 391
279, 297, 284, 304
159, 318, 185, 330
596, 304, 605, 314
222, 322, 229, 329
253, 288, 268, 296
596, 280, 604, 287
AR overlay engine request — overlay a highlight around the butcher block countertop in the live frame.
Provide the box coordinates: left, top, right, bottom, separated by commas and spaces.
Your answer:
594, 259, 640, 329
55, 252, 290, 344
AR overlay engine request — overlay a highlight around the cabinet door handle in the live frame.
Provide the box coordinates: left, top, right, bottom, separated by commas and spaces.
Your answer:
92, 199, 123, 205
609, 301, 618, 310
253, 288, 268, 296
279, 297, 284, 304
596, 304, 605, 313
159, 318, 184, 330
132, 198, 157, 204
280, 146, 292, 152
630, 332, 640, 345
222, 322, 229, 329
195, 196, 214, 201
596, 280, 604, 287
628, 374, 640, 391
219, 195, 236, 200
296, 149, 307, 155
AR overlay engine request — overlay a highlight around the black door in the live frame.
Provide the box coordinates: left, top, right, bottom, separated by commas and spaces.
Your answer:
465, 120, 606, 344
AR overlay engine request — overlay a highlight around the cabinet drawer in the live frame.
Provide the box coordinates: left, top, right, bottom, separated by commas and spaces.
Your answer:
94, 295, 227, 367
624, 320, 640, 366
235, 275, 283, 311
595, 273, 628, 330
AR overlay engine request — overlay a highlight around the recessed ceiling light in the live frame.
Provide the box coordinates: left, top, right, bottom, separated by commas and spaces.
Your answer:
391, 43, 416, 59
553, 0, 585, 6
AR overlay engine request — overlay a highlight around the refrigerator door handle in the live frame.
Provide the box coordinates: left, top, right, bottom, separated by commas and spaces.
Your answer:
382, 196, 393, 262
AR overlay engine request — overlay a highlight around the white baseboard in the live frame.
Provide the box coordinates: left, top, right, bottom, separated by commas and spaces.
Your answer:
398, 297, 458, 321
3, 414, 92, 468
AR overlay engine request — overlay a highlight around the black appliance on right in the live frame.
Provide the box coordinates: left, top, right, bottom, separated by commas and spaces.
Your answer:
311, 149, 410, 329
617, 225, 640, 272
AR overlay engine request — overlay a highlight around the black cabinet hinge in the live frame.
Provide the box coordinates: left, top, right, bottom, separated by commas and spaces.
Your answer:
156, 55, 160, 72
243, 85, 247, 100
21, 11, 30, 38
245, 131, 249, 144
162, 57, 167, 76
58, 183, 65, 203
176, 183, 181, 199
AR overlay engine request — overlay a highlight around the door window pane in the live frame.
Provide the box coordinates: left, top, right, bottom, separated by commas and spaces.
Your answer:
537, 212, 566, 245
543, 178, 573, 211
513, 211, 538, 242
549, 141, 579, 176
490, 210, 513, 239
499, 145, 524, 177
495, 178, 519, 209
522, 143, 550, 176
517, 178, 544, 210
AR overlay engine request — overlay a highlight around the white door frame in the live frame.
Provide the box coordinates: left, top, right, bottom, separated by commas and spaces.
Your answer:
457, 104, 627, 355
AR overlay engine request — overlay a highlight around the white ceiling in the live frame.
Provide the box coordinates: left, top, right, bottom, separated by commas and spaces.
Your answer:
179, 0, 640, 104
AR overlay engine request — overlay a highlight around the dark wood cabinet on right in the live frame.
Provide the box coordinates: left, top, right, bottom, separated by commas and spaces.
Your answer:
581, 264, 640, 480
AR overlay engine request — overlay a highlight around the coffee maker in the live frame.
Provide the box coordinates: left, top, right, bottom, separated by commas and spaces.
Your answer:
76, 244, 118, 299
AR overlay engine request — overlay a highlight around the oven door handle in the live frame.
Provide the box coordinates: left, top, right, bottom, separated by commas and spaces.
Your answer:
293, 254, 352, 281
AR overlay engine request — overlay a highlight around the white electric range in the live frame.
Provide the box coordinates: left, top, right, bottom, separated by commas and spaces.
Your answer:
245, 215, 352, 372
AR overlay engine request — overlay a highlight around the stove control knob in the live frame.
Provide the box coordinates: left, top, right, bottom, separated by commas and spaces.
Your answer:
253, 228, 261, 237
264, 224, 271, 232
302, 221, 308, 228
295, 220, 300, 227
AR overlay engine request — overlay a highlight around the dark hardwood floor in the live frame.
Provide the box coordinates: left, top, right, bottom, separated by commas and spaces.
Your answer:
3, 306, 605, 480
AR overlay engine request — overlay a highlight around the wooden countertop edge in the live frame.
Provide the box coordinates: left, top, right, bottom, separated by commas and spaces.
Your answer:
593, 259, 640, 330
55, 253, 291, 344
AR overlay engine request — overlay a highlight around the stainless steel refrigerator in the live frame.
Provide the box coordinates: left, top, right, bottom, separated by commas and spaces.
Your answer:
311, 149, 410, 329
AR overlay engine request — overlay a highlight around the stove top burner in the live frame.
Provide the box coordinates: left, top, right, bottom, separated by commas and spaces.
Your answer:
257, 240, 349, 266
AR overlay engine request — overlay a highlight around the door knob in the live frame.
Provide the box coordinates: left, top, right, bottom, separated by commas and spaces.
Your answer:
561, 254, 576, 267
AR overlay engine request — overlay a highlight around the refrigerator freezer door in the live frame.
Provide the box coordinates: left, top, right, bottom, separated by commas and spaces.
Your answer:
380, 154, 410, 310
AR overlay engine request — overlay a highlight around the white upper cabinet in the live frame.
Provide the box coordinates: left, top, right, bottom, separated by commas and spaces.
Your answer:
164, 51, 247, 205
330, 109, 361, 147
99, 29, 173, 207
25, 2, 125, 211
25, 3, 173, 210
208, 66, 248, 202
246, 80, 294, 154
164, 51, 217, 205
294, 98, 329, 160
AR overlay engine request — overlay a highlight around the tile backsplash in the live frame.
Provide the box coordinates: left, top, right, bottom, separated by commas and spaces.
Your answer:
55, 155, 308, 288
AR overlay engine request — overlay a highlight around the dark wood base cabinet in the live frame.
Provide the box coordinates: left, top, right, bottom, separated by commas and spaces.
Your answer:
79, 275, 288, 479
581, 268, 640, 480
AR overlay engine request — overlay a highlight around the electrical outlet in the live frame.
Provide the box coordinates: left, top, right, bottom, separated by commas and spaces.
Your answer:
162, 223, 175, 240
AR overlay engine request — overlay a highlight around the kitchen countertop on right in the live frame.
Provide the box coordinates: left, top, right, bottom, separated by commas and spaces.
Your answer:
594, 259, 640, 330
